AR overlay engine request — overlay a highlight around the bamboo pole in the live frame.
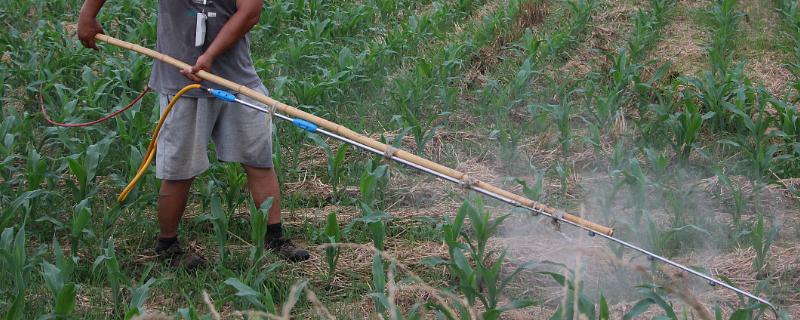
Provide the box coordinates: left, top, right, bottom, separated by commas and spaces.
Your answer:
96, 34, 613, 236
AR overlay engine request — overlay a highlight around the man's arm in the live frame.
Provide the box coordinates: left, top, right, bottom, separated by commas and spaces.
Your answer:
182, 0, 263, 82
77, 0, 106, 50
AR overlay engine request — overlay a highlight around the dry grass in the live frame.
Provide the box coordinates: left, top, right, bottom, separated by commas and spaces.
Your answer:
650, 6, 708, 77
557, 2, 641, 79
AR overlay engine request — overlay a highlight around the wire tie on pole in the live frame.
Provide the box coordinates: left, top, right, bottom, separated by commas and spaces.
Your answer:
551, 209, 565, 231
383, 145, 399, 162
460, 174, 477, 189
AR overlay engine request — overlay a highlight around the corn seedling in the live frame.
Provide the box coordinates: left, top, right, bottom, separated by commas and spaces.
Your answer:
248, 197, 274, 264
541, 267, 598, 320
623, 284, 679, 320
1, 226, 32, 319
515, 168, 545, 202
308, 133, 350, 202
70, 200, 93, 255
196, 196, 229, 265
667, 99, 708, 164
125, 276, 158, 320
748, 214, 780, 275
392, 96, 451, 157
65, 136, 113, 200
719, 88, 782, 181
24, 146, 47, 191
442, 197, 534, 320
223, 261, 281, 314
323, 211, 340, 279
92, 240, 130, 317
40, 259, 77, 318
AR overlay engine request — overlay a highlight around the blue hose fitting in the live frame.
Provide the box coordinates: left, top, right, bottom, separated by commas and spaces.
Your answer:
292, 118, 318, 133
209, 89, 236, 102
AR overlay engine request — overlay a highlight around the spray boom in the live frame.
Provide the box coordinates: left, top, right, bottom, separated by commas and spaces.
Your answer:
95, 34, 779, 318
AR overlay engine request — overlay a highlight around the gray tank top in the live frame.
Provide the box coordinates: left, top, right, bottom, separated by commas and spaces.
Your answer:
148, 0, 262, 97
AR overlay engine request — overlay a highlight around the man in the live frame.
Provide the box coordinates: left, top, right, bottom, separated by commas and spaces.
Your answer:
78, 0, 309, 269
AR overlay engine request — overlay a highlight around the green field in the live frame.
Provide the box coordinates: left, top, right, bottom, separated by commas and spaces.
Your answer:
1, 0, 799, 318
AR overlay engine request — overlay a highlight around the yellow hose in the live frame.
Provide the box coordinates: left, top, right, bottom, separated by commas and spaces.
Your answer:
118, 84, 201, 203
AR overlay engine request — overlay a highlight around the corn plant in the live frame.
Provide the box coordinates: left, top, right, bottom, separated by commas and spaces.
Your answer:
623, 284, 679, 320
40, 240, 78, 319
770, 98, 800, 175
223, 262, 281, 313
65, 136, 113, 200
196, 196, 229, 265
308, 133, 350, 202
538, 86, 580, 159
92, 240, 130, 317
667, 99, 708, 163
70, 200, 93, 255
248, 197, 274, 264
24, 146, 47, 191
712, 169, 749, 232
392, 102, 451, 156
541, 267, 599, 320
0, 114, 18, 181
1, 189, 46, 231
566, 0, 595, 42
125, 276, 158, 320
515, 168, 545, 202
440, 197, 534, 320
1, 226, 31, 319
707, 0, 742, 74
323, 211, 340, 278
719, 89, 782, 181
354, 160, 391, 251
217, 163, 248, 214
748, 214, 780, 275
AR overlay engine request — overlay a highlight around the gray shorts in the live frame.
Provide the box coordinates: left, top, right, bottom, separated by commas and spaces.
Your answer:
155, 85, 273, 180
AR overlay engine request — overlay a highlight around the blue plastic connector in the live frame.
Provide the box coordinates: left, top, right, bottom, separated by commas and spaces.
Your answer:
209, 89, 236, 102
292, 118, 318, 133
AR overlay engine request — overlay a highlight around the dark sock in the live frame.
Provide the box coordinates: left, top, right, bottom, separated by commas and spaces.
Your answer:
266, 223, 283, 242
155, 236, 178, 252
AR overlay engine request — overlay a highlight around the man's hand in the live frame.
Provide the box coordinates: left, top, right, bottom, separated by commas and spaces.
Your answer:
181, 54, 214, 83
77, 0, 106, 50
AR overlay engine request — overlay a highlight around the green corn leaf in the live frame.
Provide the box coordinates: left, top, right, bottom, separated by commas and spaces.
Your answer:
126, 277, 157, 319
224, 278, 266, 311
497, 298, 535, 312
599, 293, 610, 320
451, 249, 473, 274
623, 298, 655, 320
5, 290, 24, 320
54, 282, 77, 316
41, 261, 65, 295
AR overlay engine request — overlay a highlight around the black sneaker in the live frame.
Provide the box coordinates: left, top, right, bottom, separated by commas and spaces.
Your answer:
154, 240, 206, 271
266, 238, 310, 262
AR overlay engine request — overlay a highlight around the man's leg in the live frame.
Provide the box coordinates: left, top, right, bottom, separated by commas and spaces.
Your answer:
157, 178, 194, 238
243, 164, 309, 262
154, 178, 206, 270
242, 165, 281, 224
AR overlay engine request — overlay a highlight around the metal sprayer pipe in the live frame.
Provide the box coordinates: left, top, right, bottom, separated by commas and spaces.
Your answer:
94, 34, 613, 237
230, 97, 780, 318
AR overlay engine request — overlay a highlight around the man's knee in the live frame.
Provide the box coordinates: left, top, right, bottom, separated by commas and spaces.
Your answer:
242, 164, 274, 177
159, 178, 194, 196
